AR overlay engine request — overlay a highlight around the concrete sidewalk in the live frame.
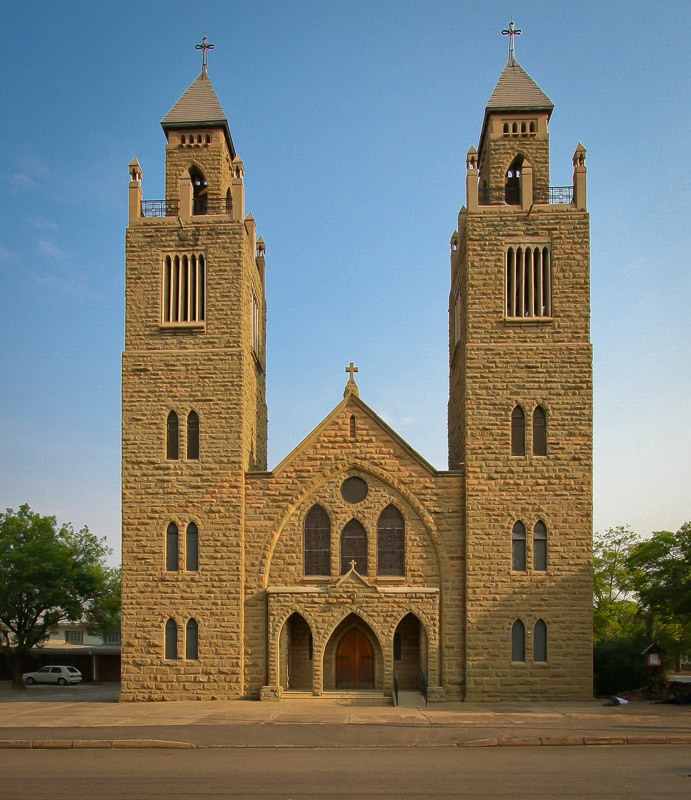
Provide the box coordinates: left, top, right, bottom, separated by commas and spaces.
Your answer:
1, 683, 689, 749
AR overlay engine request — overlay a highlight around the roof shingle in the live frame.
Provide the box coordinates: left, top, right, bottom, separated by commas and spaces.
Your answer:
486, 61, 553, 112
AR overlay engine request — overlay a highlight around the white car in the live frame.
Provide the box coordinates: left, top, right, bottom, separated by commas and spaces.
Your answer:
22, 665, 82, 686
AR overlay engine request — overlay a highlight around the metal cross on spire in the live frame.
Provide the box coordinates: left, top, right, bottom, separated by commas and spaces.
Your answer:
195, 35, 215, 74
501, 18, 522, 65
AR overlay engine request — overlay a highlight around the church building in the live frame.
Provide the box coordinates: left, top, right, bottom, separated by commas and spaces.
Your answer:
121, 30, 593, 702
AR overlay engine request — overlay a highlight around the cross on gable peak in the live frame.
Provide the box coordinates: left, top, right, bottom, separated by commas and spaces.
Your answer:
344, 362, 360, 398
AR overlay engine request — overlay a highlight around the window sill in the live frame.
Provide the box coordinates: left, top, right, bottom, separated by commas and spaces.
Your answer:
504, 316, 553, 325
160, 323, 206, 333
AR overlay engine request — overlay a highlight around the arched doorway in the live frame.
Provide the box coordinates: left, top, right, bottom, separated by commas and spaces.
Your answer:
278, 612, 313, 691
336, 628, 373, 689
393, 613, 428, 690
324, 613, 382, 691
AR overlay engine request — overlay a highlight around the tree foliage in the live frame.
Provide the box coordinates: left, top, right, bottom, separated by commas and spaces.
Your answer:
593, 525, 640, 641
84, 566, 121, 641
0, 505, 112, 688
626, 523, 691, 624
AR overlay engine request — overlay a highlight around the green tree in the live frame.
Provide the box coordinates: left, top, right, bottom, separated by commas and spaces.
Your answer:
0, 505, 112, 689
626, 522, 691, 668
84, 566, 121, 641
593, 525, 640, 641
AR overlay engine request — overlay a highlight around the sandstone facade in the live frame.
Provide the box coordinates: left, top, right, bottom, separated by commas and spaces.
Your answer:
121, 51, 593, 702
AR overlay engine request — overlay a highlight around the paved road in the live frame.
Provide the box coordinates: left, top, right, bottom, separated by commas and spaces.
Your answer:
2, 744, 691, 799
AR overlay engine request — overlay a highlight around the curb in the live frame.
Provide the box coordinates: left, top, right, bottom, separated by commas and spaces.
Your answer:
2, 735, 691, 750
0, 740, 196, 750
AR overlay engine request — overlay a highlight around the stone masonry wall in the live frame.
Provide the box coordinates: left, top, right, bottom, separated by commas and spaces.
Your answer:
122, 209, 265, 700
449, 199, 592, 699
243, 399, 465, 699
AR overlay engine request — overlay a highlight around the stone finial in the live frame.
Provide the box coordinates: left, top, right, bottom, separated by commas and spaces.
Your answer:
572, 143, 587, 168
232, 155, 245, 180
344, 362, 360, 398
129, 158, 142, 182
466, 146, 478, 171
450, 232, 458, 253
572, 144, 587, 210
256, 236, 266, 258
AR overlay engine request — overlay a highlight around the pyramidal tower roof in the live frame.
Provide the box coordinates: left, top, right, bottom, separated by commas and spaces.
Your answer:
478, 59, 553, 160
161, 70, 235, 156
486, 60, 553, 114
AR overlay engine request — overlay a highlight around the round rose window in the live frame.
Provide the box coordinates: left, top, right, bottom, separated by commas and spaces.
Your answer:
341, 476, 368, 504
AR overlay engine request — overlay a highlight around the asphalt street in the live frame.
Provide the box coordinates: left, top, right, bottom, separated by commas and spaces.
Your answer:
2, 744, 691, 799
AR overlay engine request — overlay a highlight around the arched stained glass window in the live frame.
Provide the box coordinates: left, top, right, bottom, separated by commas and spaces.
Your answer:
304, 505, 331, 576
512, 521, 526, 571
167, 411, 179, 460
377, 505, 405, 576
340, 519, 367, 575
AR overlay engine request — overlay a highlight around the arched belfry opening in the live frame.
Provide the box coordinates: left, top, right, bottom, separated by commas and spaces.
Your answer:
504, 154, 524, 204
189, 166, 208, 215
278, 612, 313, 691
393, 613, 428, 690
324, 613, 382, 691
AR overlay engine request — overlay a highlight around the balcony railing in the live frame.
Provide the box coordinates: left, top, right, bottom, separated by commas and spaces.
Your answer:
141, 199, 179, 218
478, 185, 573, 206
141, 198, 233, 218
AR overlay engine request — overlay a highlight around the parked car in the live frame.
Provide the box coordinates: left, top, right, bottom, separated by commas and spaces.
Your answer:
22, 665, 82, 685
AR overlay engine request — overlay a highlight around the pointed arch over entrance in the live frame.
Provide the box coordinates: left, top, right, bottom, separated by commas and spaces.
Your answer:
324, 613, 382, 691
393, 613, 428, 690
278, 612, 313, 691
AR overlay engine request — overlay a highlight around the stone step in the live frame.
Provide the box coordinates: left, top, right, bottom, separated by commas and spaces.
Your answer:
283, 690, 393, 704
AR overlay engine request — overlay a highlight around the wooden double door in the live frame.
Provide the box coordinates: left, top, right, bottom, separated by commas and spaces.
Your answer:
336, 628, 374, 689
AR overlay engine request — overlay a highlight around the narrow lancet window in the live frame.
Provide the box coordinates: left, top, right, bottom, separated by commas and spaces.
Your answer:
377, 505, 405, 576
167, 411, 179, 460
534, 619, 548, 662
304, 505, 331, 576
165, 618, 178, 660
512, 521, 527, 571
511, 406, 525, 456
166, 523, 179, 572
533, 406, 547, 456
512, 620, 526, 662
533, 521, 547, 571
187, 411, 200, 460
340, 519, 368, 575
186, 522, 199, 571
186, 618, 199, 660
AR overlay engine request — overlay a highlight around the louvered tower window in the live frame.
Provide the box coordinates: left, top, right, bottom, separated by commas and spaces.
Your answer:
506, 245, 551, 318
162, 253, 206, 324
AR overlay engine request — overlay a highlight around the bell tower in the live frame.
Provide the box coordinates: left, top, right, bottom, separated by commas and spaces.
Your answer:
121, 40, 267, 700
449, 25, 593, 699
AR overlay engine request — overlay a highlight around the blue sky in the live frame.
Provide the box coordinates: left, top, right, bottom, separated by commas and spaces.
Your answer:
1, 1, 689, 561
